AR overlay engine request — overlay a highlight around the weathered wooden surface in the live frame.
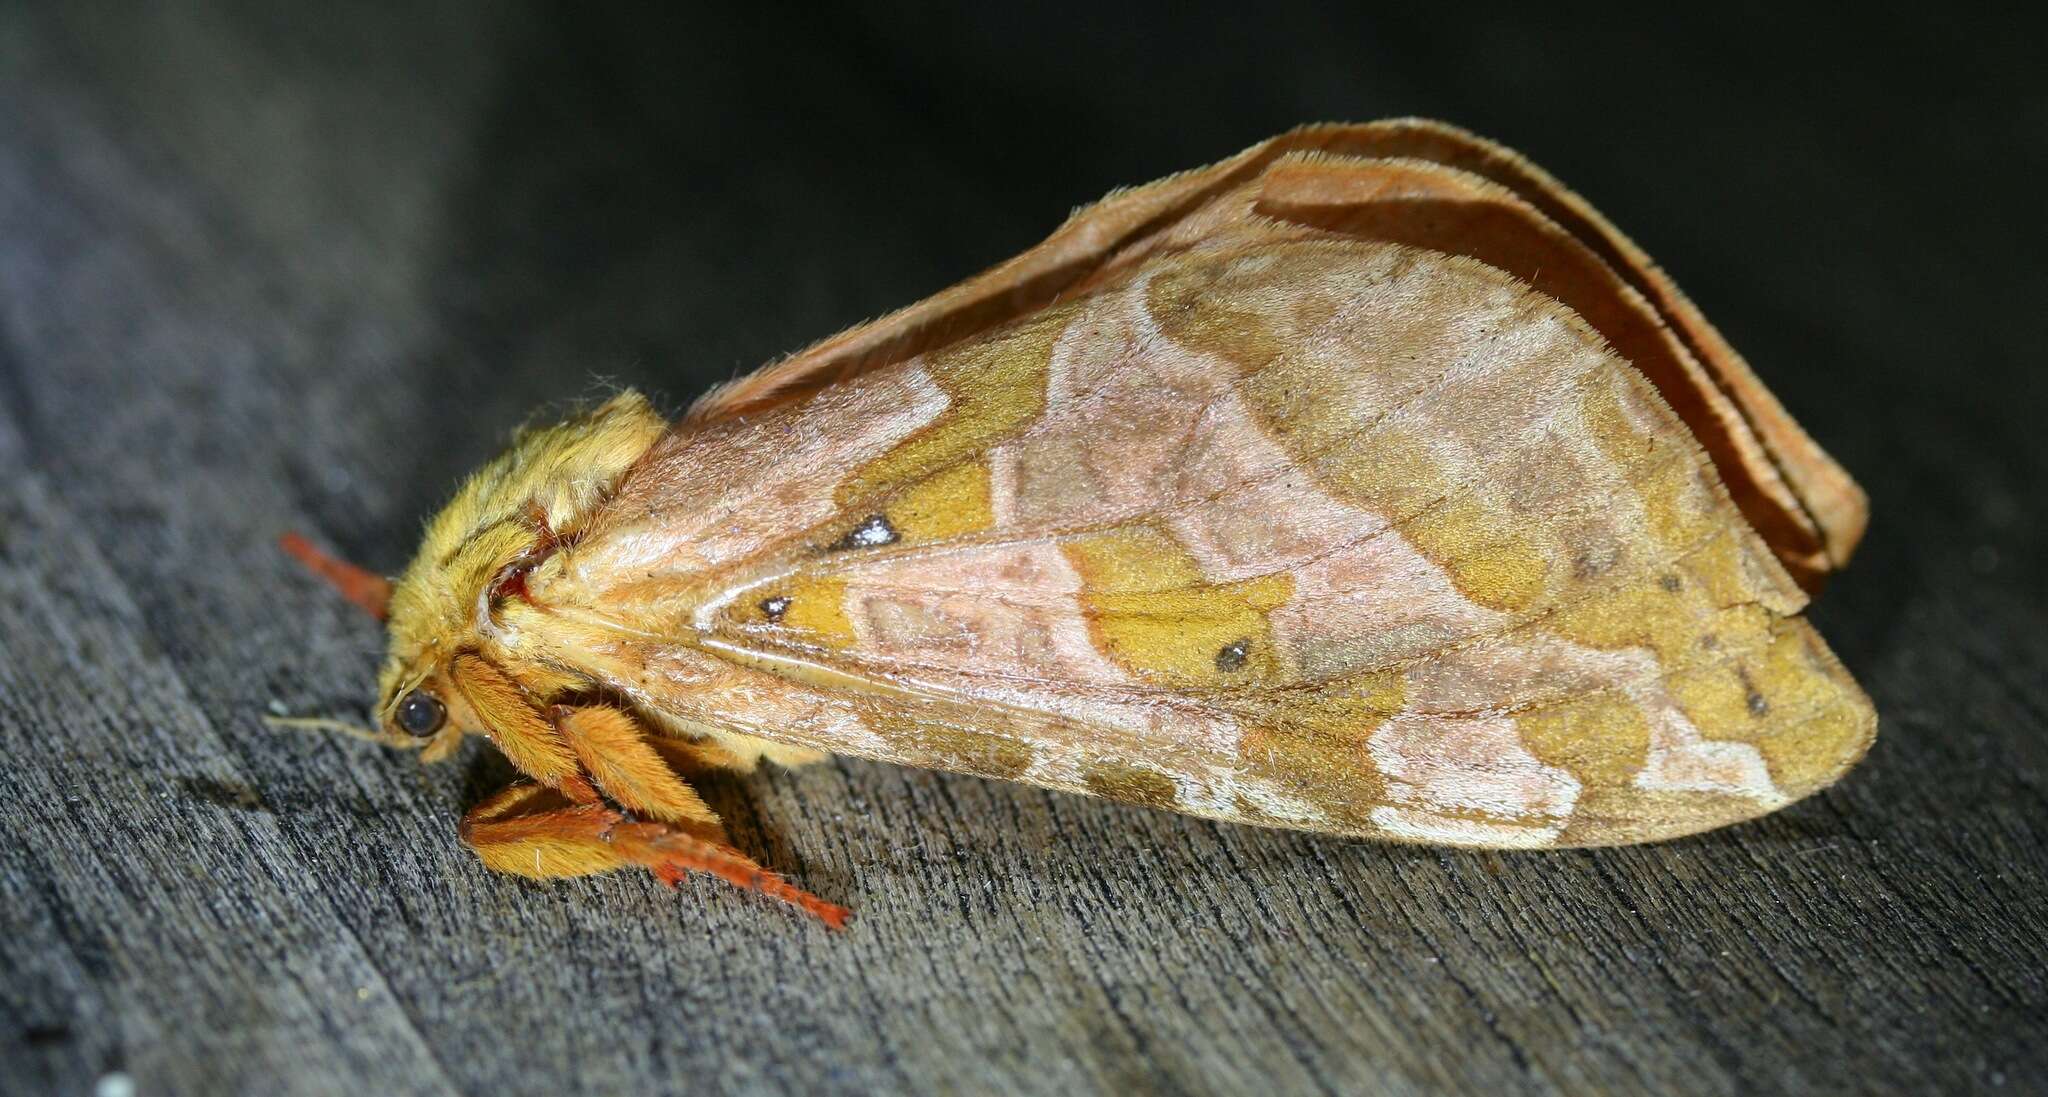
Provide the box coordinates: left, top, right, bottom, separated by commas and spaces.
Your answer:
2, 5, 2043, 1095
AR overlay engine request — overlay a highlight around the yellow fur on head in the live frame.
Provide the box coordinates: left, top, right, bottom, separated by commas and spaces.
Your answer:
375, 391, 669, 727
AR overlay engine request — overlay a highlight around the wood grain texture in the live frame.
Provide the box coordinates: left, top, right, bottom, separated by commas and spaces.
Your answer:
2, 4, 2043, 1095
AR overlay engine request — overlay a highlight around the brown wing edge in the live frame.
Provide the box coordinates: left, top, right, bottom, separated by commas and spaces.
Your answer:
687, 120, 1867, 589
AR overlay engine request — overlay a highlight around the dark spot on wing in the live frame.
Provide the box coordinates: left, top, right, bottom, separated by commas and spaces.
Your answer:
1573, 544, 1622, 578
759, 595, 790, 622
1215, 638, 1250, 672
1739, 667, 1769, 716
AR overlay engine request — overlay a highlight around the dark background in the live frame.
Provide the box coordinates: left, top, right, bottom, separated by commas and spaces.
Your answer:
2, 3, 2042, 1096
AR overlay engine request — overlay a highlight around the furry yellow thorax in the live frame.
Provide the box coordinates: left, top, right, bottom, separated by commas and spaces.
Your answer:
375, 391, 668, 723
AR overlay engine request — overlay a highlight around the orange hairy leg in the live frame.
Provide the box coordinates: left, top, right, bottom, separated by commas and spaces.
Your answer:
460, 781, 853, 930
447, 654, 597, 800
551, 704, 725, 841
444, 656, 849, 927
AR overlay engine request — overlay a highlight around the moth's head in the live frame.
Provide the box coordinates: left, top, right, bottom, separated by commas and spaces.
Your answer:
283, 391, 669, 759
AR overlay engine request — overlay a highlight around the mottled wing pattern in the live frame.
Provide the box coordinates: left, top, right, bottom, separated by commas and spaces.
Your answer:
530, 229, 1872, 848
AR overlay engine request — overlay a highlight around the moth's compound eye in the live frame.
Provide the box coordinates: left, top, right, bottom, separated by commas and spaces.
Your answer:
396, 689, 446, 737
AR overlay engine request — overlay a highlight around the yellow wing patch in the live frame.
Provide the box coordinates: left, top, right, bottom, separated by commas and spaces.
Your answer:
1669, 617, 1874, 793
1403, 496, 1551, 612
836, 307, 1065, 506
1063, 524, 1294, 686
727, 575, 859, 649
1516, 692, 1653, 788
882, 460, 995, 543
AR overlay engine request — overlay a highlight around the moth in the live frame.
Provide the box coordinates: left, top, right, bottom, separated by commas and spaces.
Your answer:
282, 120, 1875, 929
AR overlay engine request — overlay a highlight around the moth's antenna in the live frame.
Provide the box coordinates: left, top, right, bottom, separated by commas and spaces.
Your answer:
262, 715, 398, 747
279, 532, 393, 620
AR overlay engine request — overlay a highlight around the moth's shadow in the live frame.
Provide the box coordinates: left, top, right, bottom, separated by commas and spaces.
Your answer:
457, 747, 523, 811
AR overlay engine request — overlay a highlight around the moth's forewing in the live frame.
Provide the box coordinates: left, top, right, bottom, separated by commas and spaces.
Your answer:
519, 221, 1873, 847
